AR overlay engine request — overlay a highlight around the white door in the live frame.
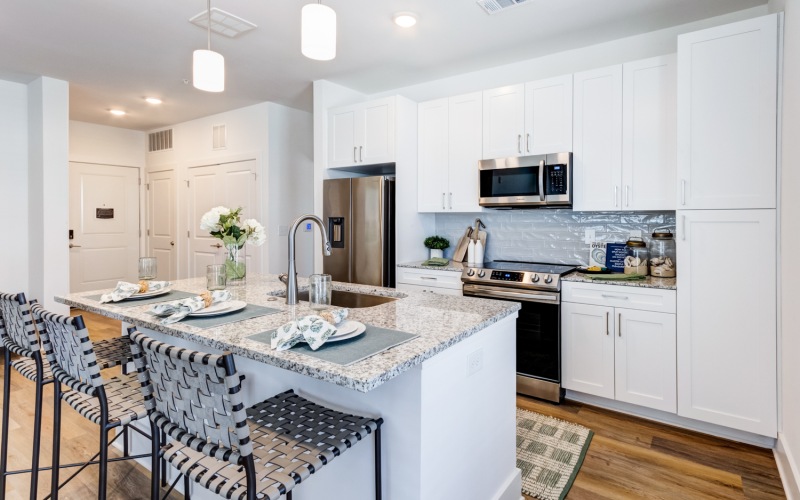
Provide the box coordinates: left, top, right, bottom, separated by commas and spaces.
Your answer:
573, 65, 623, 211
69, 162, 139, 292
187, 160, 259, 279
147, 169, 177, 280
524, 75, 573, 155
614, 308, 677, 413
359, 97, 395, 165
482, 84, 525, 159
561, 302, 615, 399
328, 106, 357, 168
448, 92, 483, 212
622, 55, 677, 211
677, 14, 778, 209
417, 98, 449, 212
676, 209, 777, 436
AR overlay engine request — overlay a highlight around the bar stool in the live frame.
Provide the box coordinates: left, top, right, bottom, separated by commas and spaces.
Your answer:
0, 292, 133, 499
31, 303, 151, 500
128, 329, 384, 500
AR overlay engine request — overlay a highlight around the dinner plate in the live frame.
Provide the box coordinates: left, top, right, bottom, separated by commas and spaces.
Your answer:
188, 300, 247, 317
125, 288, 172, 300
327, 321, 366, 343
331, 320, 359, 336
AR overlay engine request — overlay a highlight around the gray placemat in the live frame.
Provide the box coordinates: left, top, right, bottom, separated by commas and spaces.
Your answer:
248, 325, 419, 366
178, 305, 281, 329
85, 290, 197, 307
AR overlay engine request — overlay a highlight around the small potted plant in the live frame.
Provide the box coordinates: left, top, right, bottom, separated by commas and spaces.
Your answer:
424, 236, 450, 259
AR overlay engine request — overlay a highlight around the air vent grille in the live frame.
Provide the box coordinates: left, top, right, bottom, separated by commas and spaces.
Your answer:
476, 0, 531, 15
213, 124, 227, 150
189, 8, 257, 38
148, 129, 173, 152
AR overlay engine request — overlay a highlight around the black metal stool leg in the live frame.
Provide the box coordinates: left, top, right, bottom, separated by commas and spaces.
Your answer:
0, 352, 11, 496
160, 429, 167, 488
149, 422, 160, 500
30, 362, 45, 499
123, 426, 129, 458
183, 473, 191, 499
51, 383, 63, 500
374, 424, 383, 500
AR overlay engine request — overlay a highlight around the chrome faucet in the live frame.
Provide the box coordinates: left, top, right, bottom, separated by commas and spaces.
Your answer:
278, 214, 332, 305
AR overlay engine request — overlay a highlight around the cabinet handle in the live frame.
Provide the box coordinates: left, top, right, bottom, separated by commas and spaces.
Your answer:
354, 146, 357, 163
618, 312, 622, 337
681, 179, 686, 205
626, 186, 630, 207
442, 193, 446, 209
682, 215, 686, 241
601, 294, 629, 300
605, 312, 609, 335
526, 133, 531, 152
420, 276, 438, 280
449, 192, 453, 210
359, 146, 363, 162
614, 186, 619, 207
518, 134, 522, 154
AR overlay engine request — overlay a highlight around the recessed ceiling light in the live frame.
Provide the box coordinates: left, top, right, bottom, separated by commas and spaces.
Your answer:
145, 97, 162, 105
393, 12, 417, 28
109, 109, 126, 116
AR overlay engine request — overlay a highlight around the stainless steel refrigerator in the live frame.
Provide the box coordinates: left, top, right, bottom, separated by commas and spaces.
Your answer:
323, 177, 395, 287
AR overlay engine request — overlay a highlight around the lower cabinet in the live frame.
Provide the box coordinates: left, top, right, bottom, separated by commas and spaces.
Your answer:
395, 266, 463, 296
562, 283, 677, 413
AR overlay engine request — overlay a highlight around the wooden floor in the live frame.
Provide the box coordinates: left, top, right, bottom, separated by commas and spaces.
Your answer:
0, 309, 786, 499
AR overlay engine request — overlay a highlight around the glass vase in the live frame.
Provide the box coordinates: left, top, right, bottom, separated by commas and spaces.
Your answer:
224, 243, 246, 284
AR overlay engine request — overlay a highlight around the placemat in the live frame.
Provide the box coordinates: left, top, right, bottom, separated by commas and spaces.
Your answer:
85, 290, 197, 307
178, 305, 281, 329
247, 324, 419, 366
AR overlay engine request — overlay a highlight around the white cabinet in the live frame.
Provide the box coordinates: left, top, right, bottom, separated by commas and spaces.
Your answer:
574, 56, 676, 211
676, 209, 776, 436
396, 266, 463, 296
328, 97, 395, 168
677, 14, 778, 209
482, 75, 572, 159
417, 93, 482, 213
562, 282, 677, 413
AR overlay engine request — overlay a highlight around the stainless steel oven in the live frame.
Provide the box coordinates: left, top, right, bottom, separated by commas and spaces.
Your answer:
461, 261, 575, 403
478, 152, 572, 208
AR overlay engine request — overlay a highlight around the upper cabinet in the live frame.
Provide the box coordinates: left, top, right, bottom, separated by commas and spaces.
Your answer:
482, 75, 573, 159
328, 97, 396, 168
418, 92, 483, 213
574, 56, 677, 211
677, 14, 778, 209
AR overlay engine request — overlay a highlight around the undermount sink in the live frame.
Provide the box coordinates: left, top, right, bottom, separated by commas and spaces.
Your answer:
295, 289, 398, 308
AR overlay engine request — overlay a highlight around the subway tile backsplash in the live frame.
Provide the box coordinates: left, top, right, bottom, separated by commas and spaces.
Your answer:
435, 210, 676, 265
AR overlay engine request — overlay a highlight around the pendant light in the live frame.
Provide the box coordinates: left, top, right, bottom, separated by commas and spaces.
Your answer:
193, 0, 225, 92
301, 1, 336, 61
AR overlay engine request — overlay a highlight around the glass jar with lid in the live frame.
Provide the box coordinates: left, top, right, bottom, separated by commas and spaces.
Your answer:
649, 230, 676, 277
624, 237, 649, 275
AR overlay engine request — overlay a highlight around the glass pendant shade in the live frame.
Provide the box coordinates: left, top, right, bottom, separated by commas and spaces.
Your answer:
193, 49, 225, 92
301, 3, 336, 61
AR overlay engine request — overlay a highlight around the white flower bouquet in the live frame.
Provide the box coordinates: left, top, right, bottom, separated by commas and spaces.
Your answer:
200, 206, 265, 280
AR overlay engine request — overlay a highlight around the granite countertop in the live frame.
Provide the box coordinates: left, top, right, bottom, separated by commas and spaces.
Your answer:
55, 275, 519, 393
397, 260, 467, 272
562, 272, 677, 290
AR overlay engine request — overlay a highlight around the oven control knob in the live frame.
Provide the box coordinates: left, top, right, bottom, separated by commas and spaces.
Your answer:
544, 275, 553, 284
467, 269, 475, 277
532, 274, 540, 283
477, 270, 486, 278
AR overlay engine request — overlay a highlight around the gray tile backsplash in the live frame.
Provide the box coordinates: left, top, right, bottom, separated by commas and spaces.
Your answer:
435, 210, 676, 265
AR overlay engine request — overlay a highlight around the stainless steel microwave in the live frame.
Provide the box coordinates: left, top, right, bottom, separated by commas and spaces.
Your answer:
478, 152, 572, 208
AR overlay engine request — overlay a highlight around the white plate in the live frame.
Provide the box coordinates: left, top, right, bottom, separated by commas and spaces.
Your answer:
331, 320, 359, 336
188, 300, 247, 317
327, 321, 366, 343
125, 288, 172, 300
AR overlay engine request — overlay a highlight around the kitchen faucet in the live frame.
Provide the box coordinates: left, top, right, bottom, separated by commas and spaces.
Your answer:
278, 214, 332, 305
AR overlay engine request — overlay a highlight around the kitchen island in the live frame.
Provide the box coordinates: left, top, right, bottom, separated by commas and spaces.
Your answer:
56, 274, 521, 500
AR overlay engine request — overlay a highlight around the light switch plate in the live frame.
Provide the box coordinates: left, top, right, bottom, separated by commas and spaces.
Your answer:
584, 229, 596, 244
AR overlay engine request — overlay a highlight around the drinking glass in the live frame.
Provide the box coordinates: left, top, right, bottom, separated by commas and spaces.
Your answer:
308, 274, 332, 310
206, 264, 227, 291
138, 257, 157, 280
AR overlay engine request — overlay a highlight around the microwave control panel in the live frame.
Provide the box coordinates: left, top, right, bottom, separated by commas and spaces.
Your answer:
546, 165, 568, 195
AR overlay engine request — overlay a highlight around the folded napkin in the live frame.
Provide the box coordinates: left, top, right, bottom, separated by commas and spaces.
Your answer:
421, 257, 450, 267
149, 290, 232, 324
100, 280, 171, 303
271, 308, 349, 351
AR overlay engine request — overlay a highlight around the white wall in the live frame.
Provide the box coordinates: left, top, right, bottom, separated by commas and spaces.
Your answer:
69, 121, 145, 167
0, 80, 29, 294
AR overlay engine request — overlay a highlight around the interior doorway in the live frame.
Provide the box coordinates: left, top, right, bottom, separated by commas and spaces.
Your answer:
147, 168, 177, 281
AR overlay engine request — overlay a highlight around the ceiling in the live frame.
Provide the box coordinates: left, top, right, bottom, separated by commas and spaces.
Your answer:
0, 0, 767, 131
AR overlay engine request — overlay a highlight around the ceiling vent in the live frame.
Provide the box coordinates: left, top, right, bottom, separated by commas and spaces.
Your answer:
189, 8, 257, 38
213, 124, 227, 150
148, 129, 173, 152
476, 0, 531, 15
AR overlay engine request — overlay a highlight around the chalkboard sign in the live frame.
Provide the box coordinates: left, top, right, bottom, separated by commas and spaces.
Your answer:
96, 208, 114, 219
606, 243, 627, 273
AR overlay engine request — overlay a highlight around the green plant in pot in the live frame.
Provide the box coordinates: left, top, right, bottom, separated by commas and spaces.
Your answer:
424, 236, 450, 259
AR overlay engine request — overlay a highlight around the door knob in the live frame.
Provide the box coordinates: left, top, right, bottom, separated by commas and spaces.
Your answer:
210, 243, 222, 248
69, 243, 82, 248
170, 241, 175, 246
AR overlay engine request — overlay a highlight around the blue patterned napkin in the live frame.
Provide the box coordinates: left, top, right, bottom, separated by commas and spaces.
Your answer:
100, 281, 171, 303
149, 290, 232, 324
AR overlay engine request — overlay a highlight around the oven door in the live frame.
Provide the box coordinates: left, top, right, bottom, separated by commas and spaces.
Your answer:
479, 160, 545, 207
463, 284, 563, 402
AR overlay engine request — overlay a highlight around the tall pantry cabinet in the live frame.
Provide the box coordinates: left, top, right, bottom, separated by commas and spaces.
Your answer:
676, 13, 779, 437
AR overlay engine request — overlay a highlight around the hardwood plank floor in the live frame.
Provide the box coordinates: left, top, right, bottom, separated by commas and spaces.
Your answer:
0, 309, 787, 499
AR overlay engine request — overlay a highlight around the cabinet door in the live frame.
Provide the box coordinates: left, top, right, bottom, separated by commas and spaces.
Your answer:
677, 14, 778, 209
482, 84, 525, 159
622, 55, 676, 211
418, 99, 450, 212
448, 92, 483, 212
359, 97, 395, 165
396, 283, 463, 296
676, 209, 777, 436
328, 106, 357, 168
524, 75, 573, 155
615, 309, 676, 413
573, 65, 623, 211
562, 302, 615, 399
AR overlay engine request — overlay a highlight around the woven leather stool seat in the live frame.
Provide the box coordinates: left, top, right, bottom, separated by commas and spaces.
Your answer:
10, 336, 132, 382
61, 373, 148, 426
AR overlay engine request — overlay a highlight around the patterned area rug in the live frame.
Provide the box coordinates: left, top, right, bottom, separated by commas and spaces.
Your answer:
516, 408, 594, 500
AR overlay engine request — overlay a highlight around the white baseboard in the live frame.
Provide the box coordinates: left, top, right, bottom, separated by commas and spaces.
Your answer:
493, 467, 522, 500
775, 433, 800, 500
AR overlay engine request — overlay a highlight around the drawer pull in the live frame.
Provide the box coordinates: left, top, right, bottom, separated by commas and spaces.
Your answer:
601, 294, 629, 300
420, 276, 438, 280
